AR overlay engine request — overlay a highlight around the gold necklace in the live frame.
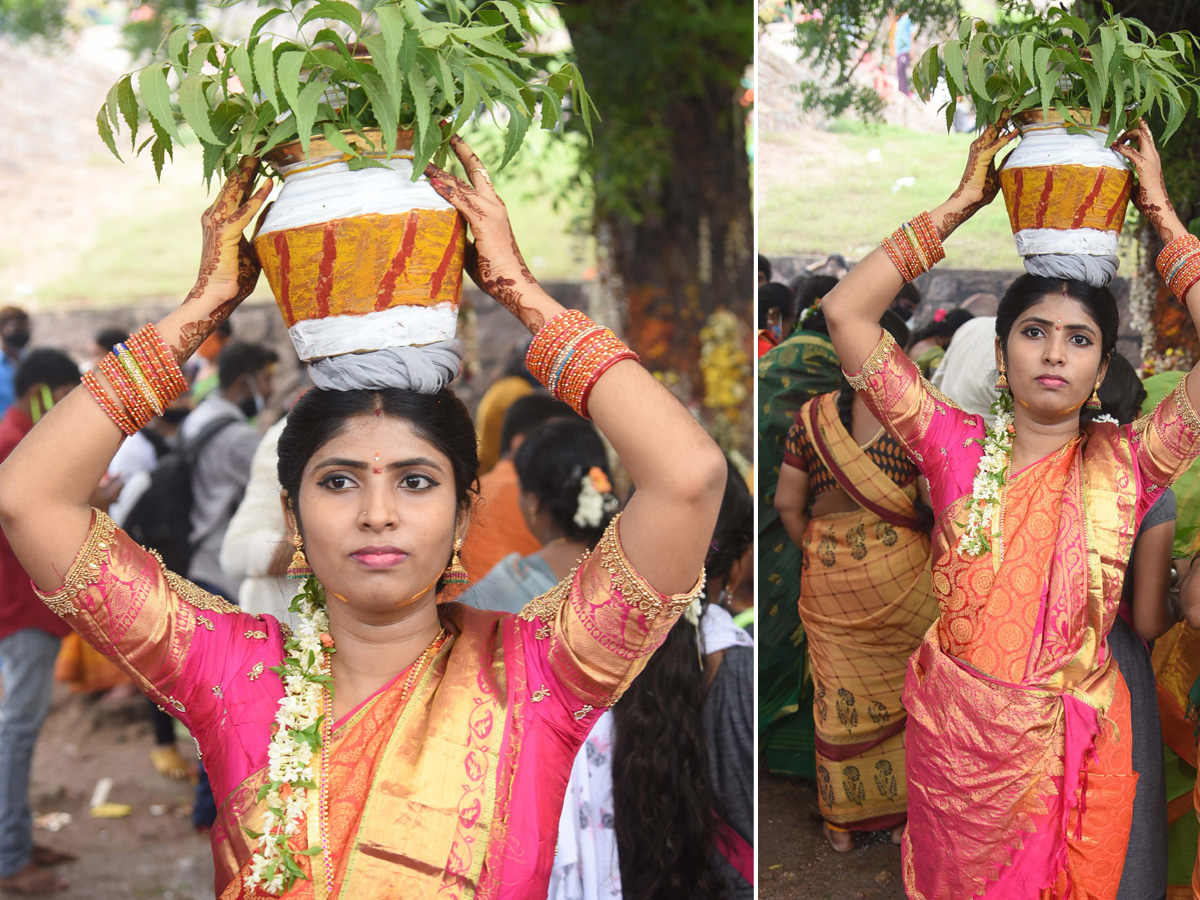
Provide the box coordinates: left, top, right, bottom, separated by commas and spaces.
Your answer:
317, 626, 449, 896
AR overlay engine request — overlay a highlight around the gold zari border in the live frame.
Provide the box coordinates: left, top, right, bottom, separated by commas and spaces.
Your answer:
844, 330, 897, 391
33, 508, 118, 616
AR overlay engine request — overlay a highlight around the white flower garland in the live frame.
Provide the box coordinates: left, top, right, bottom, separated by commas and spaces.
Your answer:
574, 466, 619, 529
246, 577, 333, 895
956, 394, 1014, 558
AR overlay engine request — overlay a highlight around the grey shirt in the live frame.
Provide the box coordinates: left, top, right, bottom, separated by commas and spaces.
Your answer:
179, 394, 261, 600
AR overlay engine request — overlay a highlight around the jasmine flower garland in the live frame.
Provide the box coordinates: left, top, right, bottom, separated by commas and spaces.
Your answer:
246, 576, 333, 895
957, 391, 1015, 558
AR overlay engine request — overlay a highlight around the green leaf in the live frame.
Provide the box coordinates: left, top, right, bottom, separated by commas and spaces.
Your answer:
454, 65, 479, 133
96, 106, 121, 160
299, 0, 362, 34
378, 5, 409, 68
179, 75, 221, 145
103, 78, 123, 133
1035, 46, 1054, 116
277, 50, 307, 115
253, 39, 278, 112
942, 40, 965, 97
167, 25, 191, 67
358, 70, 398, 156
321, 121, 360, 156
139, 64, 182, 143
360, 33, 400, 102
464, 36, 521, 62
259, 118, 299, 156
250, 8, 288, 38
186, 42, 215, 76
116, 73, 139, 150
499, 95, 530, 168
1020, 34, 1036, 87
229, 45, 255, 97
408, 70, 432, 143
967, 34, 990, 100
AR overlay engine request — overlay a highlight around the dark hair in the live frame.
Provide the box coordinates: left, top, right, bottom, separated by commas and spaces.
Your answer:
0, 307, 28, 327
890, 282, 922, 317
513, 419, 613, 545
707, 457, 752, 586
908, 307, 974, 348
994, 275, 1119, 362
499, 394, 574, 456
277, 389, 480, 527
758, 253, 772, 281
94, 327, 130, 351
218, 341, 279, 390
15, 349, 81, 398
758, 283, 794, 329
789, 275, 841, 336
1094, 353, 1146, 425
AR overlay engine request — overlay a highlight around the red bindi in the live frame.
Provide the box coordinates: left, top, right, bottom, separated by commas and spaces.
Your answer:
373, 467, 382, 475
374, 408, 382, 417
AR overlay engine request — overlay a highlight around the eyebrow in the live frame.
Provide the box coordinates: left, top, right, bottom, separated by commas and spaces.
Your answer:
312, 455, 446, 472
1020, 316, 1097, 337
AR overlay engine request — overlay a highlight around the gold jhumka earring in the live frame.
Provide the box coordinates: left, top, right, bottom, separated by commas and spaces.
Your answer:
442, 533, 469, 586
287, 531, 313, 580
995, 362, 1010, 394
1085, 378, 1104, 411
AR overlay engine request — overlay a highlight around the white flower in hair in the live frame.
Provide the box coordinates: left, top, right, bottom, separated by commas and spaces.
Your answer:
574, 466, 619, 529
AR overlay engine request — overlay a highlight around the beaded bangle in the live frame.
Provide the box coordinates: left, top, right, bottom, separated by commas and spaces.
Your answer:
882, 212, 944, 282
98, 355, 154, 429
123, 339, 172, 405
1158, 234, 1200, 302
902, 224, 931, 272
114, 345, 164, 417
82, 370, 137, 435
912, 211, 945, 264
1171, 257, 1200, 302
128, 325, 186, 396
882, 235, 919, 282
524, 309, 639, 418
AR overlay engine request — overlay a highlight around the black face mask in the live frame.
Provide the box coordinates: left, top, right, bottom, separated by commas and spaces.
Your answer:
238, 394, 260, 419
161, 408, 189, 425
5, 331, 30, 350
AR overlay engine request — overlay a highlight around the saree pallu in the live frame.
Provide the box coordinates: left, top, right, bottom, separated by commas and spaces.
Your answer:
757, 331, 842, 778
797, 393, 937, 828
847, 331, 1200, 900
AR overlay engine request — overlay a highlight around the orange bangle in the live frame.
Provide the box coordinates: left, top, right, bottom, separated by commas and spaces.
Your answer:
130, 325, 187, 396
99, 355, 153, 430
83, 370, 137, 435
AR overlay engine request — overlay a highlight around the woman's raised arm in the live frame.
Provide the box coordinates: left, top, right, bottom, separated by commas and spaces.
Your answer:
428, 137, 726, 596
0, 159, 272, 591
821, 121, 1016, 372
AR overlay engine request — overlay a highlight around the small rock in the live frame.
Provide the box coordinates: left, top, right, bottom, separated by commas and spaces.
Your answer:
876, 869, 895, 886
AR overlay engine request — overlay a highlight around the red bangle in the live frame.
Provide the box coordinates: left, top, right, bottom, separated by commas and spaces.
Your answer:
83, 370, 137, 435
578, 351, 639, 419
132, 325, 187, 396
98, 355, 153, 430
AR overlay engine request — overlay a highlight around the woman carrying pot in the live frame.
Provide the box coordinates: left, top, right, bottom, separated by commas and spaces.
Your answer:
819, 118, 1200, 899
0, 136, 727, 900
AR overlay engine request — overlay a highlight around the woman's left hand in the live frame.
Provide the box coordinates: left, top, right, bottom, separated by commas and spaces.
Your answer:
426, 136, 546, 331
1115, 119, 1184, 243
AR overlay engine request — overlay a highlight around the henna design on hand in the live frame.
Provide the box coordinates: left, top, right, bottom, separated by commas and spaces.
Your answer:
424, 140, 549, 334
185, 158, 272, 306
1116, 120, 1181, 243
940, 118, 1015, 238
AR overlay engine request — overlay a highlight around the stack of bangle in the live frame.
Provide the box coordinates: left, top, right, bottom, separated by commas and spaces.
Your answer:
1157, 234, 1200, 302
525, 309, 639, 419
83, 324, 187, 436
881, 211, 945, 282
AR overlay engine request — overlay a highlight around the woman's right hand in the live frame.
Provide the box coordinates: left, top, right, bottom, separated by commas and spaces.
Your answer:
938, 117, 1018, 236
185, 157, 274, 306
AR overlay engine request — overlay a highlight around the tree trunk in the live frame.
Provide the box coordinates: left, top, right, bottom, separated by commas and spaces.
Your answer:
557, 1, 753, 426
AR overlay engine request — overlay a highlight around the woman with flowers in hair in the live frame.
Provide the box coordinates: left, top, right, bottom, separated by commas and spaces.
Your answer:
461, 418, 619, 613
773, 307, 938, 851
0, 137, 727, 899
820, 117, 1200, 899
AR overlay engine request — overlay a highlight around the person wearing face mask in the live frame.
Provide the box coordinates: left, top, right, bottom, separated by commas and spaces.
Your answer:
0, 308, 32, 418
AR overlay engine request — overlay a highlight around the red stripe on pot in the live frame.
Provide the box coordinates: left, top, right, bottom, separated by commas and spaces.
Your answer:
1071, 170, 1107, 229
428, 215, 463, 300
274, 232, 293, 326
1012, 169, 1025, 228
1033, 169, 1055, 229
315, 220, 340, 318
376, 211, 420, 312
1103, 177, 1133, 230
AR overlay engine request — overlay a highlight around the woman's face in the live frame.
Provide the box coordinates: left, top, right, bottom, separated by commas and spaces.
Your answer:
998, 294, 1107, 423
286, 414, 462, 620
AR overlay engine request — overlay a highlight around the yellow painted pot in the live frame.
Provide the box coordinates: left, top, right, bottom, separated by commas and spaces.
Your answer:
253, 130, 466, 362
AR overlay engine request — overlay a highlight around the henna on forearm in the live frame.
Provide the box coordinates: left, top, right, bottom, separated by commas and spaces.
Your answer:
171, 298, 239, 365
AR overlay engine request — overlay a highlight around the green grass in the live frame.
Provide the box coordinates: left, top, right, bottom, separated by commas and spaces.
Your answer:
758, 121, 1136, 272
32, 123, 594, 308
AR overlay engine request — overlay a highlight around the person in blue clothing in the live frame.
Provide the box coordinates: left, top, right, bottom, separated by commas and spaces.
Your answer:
894, 12, 913, 97
0, 308, 32, 417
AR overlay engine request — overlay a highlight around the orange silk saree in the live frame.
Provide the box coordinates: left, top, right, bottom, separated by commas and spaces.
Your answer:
847, 331, 1200, 900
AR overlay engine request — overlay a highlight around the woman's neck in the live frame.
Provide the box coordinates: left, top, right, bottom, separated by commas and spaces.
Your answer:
325, 600, 443, 716
535, 535, 590, 580
1009, 407, 1081, 473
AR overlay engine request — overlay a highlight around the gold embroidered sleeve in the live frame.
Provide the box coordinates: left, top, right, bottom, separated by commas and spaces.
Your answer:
520, 513, 705, 709
841, 328, 966, 475
1133, 373, 1200, 491
32, 508, 236, 716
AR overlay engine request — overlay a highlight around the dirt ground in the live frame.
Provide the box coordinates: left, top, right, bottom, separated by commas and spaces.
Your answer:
758, 770, 905, 900
22, 684, 215, 899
